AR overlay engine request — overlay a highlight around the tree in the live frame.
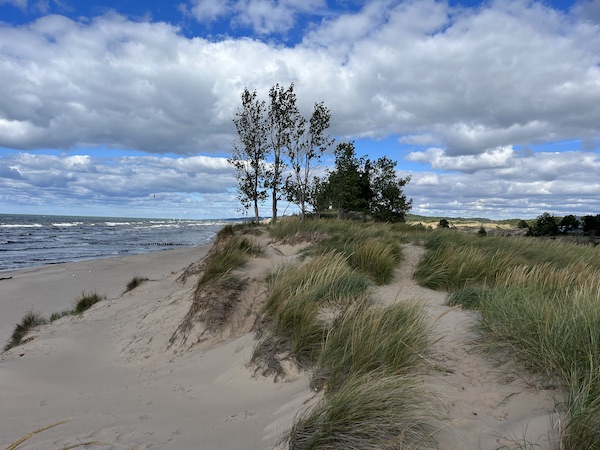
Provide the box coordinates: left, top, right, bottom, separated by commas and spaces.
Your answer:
559, 214, 580, 232
368, 156, 412, 222
265, 83, 303, 224
582, 214, 600, 235
438, 219, 450, 228
326, 142, 371, 216
228, 88, 268, 224
322, 142, 412, 222
286, 101, 334, 218
529, 212, 559, 236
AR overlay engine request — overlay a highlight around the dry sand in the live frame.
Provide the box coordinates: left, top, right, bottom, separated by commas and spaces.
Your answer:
0, 237, 561, 449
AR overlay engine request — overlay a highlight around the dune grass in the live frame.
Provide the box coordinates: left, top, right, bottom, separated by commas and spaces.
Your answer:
411, 227, 600, 448
287, 373, 439, 450
253, 252, 370, 372
314, 302, 431, 392
3, 310, 47, 352
255, 218, 442, 446
73, 291, 105, 314
476, 285, 600, 448
271, 217, 403, 284
414, 229, 600, 292
198, 235, 262, 287
124, 275, 149, 292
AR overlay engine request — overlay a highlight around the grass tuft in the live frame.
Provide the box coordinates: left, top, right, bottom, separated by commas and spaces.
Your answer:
253, 252, 370, 374
124, 276, 149, 293
3, 310, 47, 352
198, 235, 262, 287
287, 374, 440, 450
314, 302, 431, 392
73, 291, 105, 314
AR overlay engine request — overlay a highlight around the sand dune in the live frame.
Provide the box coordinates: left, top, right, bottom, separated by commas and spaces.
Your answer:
0, 236, 560, 449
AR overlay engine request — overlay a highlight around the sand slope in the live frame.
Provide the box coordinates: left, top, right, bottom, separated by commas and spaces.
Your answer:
0, 237, 561, 449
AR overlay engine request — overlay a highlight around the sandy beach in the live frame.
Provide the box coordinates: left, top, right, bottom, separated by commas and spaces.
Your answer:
0, 242, 312, 449
0, 234, 560, 449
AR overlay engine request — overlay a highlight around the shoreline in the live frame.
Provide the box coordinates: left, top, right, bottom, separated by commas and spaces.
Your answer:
0, 243, 212, 344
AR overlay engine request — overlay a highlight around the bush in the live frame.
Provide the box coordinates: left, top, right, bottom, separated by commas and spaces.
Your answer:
437, 218, 449, 228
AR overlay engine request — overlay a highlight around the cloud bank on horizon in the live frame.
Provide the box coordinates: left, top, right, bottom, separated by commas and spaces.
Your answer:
0, 0, 599, 219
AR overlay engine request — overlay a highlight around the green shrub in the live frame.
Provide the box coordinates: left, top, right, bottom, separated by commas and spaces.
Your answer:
3, 311, 47, 351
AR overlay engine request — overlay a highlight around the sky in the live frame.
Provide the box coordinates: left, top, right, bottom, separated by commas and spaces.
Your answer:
0, 0, 599, 220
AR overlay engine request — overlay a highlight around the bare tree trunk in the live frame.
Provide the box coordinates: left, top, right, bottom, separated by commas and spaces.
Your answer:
272, 188, 278, 224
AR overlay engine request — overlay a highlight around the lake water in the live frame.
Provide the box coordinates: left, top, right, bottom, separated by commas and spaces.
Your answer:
0, 214, 232, 272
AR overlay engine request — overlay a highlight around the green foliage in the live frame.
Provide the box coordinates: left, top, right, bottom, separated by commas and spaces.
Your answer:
73, 291, 105, 314
229, 88, 268, 223
477, 225, 487, 236
529, 212, 559, 236
4, 310, 47, 352
582, 214, 600, 234
437, 218, 449, 228
368, 156, 412, 222
560, 214, 581, 231
325, 142, 371, 215
230, 84, 333, 222
285, 99, 334, 218
287, 374, 439, 450
322, 142, 412, 222
517, 219, 529, 228
125, 276, 149, 293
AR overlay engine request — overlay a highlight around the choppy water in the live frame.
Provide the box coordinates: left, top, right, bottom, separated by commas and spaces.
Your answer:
0, 214, 232, 272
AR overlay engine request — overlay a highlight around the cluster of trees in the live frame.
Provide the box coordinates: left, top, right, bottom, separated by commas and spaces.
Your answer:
229, 84, 412, 223
528, 212, 600, 237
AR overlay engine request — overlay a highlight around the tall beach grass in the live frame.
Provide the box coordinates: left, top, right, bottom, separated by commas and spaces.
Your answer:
413, 227, 600, 448
287, 373, 439, 450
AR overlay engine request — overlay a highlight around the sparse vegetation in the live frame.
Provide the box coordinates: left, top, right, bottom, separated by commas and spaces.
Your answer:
125, 276, 149, 292
73, 291, 105, 314
198, 235, 262, 287
3, 310, 47, 352
252, 216, 442, 447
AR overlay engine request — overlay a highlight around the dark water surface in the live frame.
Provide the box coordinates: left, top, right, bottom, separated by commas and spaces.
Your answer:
0, 214, 230, 271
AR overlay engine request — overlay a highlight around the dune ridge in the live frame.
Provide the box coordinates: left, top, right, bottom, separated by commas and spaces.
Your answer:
1, 229, 559, 449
